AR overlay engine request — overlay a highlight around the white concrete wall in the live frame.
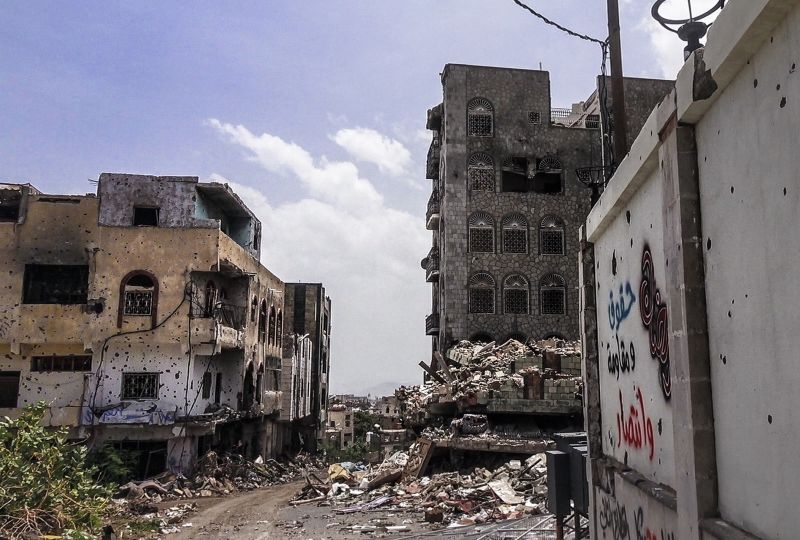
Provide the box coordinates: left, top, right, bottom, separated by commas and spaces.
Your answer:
593, 166, 675, 486
695, 3, 800, 536
595, 472, 677, 540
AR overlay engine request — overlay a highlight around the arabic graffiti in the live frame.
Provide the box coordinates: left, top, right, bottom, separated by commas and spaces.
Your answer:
609, 282, 637, 332
599, 492, 630, 540
608, 334, 636, 380
616, 386, 655, 460
639, 246, 671, 400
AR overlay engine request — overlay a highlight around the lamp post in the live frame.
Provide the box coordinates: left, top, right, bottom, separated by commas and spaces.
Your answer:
651, 0, 726, 59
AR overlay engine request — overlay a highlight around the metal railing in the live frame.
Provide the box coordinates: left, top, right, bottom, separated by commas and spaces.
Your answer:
426, 137, 440, 180
426, 190, 440, 222
551, 107, 572, 119
425, 313, 440, 335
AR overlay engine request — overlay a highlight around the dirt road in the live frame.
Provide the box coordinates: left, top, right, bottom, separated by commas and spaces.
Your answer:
169, 479, 304, 540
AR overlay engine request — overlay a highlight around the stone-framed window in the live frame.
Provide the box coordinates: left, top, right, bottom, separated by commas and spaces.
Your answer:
540, 215, 565, 255
276, 310, 283, 348
467, 98, 494, 137
122, 372, 159, 400
468, 212, 495, 253
250, 296, 258, 325
118, 270, 158, 328
503, 274, 529, 314
540, 273, 566, 315
268, 306, 277, 346
468, 152, 495, 191
468, 272, 496, 314
533, 155, 563, 194
502, 213, 528, 253
258, 300, 267, 343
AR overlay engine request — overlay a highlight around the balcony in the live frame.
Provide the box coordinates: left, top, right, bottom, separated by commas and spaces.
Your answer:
191, 302, 247, 350
420, 247, 439, 282
426, 137, 440, 180
426, 190, 440, 230
425, 313, 440, 336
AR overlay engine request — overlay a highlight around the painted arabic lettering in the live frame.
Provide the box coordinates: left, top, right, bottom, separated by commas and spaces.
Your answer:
616, 386, 655, 460
609, 282, 637, 332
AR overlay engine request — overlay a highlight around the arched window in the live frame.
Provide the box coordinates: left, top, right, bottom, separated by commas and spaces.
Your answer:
258, 300, 267, 342
540, 273, 566, 315
503, 274, 529, 314
469, 332, 494, 343
204, 280, 217, 317
540, 215, 565, 255
276, 310, 283, 349
468, 272, 495, 314
502, 214, 528, 253
118, 270, 158, 328
533, 155, 563, 194
250, 296, 258, 325
268, 306, 277, 346
468, 153, 495, 191
468, 212, 495, 253
467, 98, 494, 137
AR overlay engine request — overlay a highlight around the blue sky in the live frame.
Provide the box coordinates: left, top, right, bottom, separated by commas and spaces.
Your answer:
1, 1, 699, 395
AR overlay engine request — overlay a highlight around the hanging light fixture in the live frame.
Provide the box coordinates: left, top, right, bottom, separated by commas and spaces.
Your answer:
651, 0, 725, 59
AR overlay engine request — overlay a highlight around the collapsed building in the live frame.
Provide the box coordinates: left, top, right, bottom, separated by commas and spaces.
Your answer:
0, 174, 329, 476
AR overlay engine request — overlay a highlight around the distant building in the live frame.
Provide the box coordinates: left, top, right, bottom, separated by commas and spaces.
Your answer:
279, 332, 313, 451
331, 394, 371, 410
283, 283, 331, 449
0, 174, 285, 476
326, 404, 354, 449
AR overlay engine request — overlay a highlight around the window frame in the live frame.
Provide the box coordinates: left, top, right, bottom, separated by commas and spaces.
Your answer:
468, 272, 496, 314
31, 355, 92, 372
503, 274, 530, 315
121, 372, 160, 400
117, 270, 159, 328
468, 153, 495, 192
0, 371, 20, 408
468, 212, 495, 254
501, 214, 529, 254
540, 215, 565, 255
540, 273, 567, 315
22, 264, 89, 305
132, 206, 160, 227
467, 98, 495, 137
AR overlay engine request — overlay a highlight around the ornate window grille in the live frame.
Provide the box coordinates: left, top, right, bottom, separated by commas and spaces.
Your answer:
502, 213, 528, 253
122, 274, 155, 316
503, 274, 530, 314
122, 372, 159, 400
540, 215, 565, 255
468, 153, 495, 191
469, 212, 495, 253
540, 273, 566, 315
468, 98, 494, 137
468, 272, 496, 314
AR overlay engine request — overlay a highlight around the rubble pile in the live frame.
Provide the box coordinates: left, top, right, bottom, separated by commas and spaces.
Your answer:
115, 451, 325, 503
396, 338, 583, 421
291, 446, 550, 530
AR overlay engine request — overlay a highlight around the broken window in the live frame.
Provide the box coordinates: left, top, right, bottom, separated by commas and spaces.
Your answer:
31, 355, 92, 372
468, 153, 495, 191
133, 206, 159, 226
540, 215, 565, 255
532, 156, 563, 194
250, 296, 258, 325
202, 372, 212, 399
467, 97, 494, 137
540, 273, 566, 315
501, 157, 529, 192
23, 264, 88, 305
0, 372, 20, 407
123, 274, 155, 315
122, 372, 159, 400
204, 281, 217, 317
0, 189, 21, 222
503, 274, 529, 314
468, 212, 494, 253
468, 272, 495, 314
215, 372, 223, 404
502, 213, 528, 253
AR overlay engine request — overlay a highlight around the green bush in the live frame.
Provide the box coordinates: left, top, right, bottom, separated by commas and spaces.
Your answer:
0, 402, 111, 537
85, 442, 135, 486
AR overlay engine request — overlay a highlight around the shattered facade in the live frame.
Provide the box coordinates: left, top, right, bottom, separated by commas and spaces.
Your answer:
327, 405, 355, 449
0, 174, 285, 475
283, 282, 331, 449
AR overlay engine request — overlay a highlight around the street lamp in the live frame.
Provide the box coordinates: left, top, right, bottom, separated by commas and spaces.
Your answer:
651, 0, 725, 59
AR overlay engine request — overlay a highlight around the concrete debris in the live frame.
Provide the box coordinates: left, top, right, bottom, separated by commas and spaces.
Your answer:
396, 338, 583, 421
114, 451, 325, 504
290, 445, 550, 529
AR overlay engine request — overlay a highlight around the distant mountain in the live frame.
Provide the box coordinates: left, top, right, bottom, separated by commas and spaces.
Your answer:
332, 380, 416, 399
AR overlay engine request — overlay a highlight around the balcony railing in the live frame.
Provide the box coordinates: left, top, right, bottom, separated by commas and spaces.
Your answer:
193, 302, 247, 330
426, 137, 440, 180
423, 247, 439, 282
425, 313, 440, 336
551, 108, 571, 120
426, 190, 440, 230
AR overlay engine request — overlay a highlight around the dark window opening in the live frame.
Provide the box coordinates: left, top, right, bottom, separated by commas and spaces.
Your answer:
504, 289, 529, 314
214, 372, 223, 404
31, 355, 92, 372
133, 206, 159, 226
253, 227, 261, 251
23, 264, 88, 305
204, 281, 217, 317
541, 229, 565, 255
469, 288, 494, 314
258, 300, 267, 342
0, 372, 20, 408
0, 190, 21, 222
469, 228, 494, 253
469, 333, 494, 343
122, 372, 159, 400
501, 157, 529, 192
532, 173, 563, 194
250, 296, 258, 325
202, 372, 212, 399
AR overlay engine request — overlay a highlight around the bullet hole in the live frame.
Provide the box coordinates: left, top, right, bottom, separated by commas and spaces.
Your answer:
793, 63, 797, 72
771, 36, 774, 43
707, 238, 712, 250
780, 97, 787, 108
777, 83, 781, 91
728, 310, 732, 318
784, 187, 787, 196
666, 259, 669, 267
630, 238, 633, 248
745, 293, 749, 298
624, 451, 628, 465
768, 414, 773, 424
754, 79, 759, 88
730, 186, 735, 194
611, 251, 617, 276
657, 419, 663, 435
626, 210, 631, 224
722, 355, 727, 365
732, 299, 735, 305
704, 156, 707, 162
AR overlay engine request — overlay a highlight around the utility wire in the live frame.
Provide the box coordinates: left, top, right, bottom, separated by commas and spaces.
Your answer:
511, 0, 608, 45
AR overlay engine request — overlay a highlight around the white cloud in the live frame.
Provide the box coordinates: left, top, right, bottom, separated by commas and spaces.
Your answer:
331, 127, 412, 177
207, 121, 430, 393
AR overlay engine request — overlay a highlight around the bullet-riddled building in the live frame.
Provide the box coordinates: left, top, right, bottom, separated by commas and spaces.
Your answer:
0, 174, 285, 476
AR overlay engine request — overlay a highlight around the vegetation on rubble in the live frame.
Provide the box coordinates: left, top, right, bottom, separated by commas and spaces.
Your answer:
353, 411, 381, 438
85, 442, 135, 486
0, 402, 111, 538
